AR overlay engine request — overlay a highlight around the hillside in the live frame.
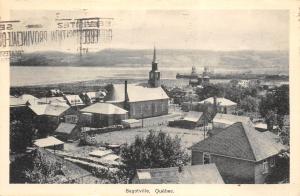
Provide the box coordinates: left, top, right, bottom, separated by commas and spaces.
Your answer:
10, 49, 289, 74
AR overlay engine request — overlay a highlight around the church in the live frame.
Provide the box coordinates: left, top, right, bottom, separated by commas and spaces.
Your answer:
106, 47, 169, 119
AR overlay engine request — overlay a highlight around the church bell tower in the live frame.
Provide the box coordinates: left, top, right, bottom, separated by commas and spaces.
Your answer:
148, 47, 160, 87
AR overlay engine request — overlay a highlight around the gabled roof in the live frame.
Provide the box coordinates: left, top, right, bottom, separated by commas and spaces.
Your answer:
136, 167, 179, 184
89, 149, 113, 158
192, 118, 287, 162
84, 92, 97, 99
38, 97, 69, 107
213, 113, 249, 126
80, 103, 128, 115
54, 122, 77, 134
183, 111, 203, 122
20, 94, 39, 105
64, 94, 84, 106
199, 97, 237, 106
178, 164, 224, 184
29, 104, 70, 116
10, 96, 27, 107
108, 84, 169, 103
135, 164, 224, 184
34, 136, 64, 148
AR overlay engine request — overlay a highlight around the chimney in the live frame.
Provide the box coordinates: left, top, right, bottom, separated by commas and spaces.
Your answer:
124, 80, 129, 102
213, 96, 217, 113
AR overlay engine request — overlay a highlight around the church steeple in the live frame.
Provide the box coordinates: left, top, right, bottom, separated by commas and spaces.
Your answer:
148, 46, 160, 87
152, 46, 158, 71
152, 46, 157, 64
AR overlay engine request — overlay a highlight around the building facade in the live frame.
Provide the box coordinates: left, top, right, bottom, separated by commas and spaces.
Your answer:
191, 118, 287, 184
106, 48, 169, 119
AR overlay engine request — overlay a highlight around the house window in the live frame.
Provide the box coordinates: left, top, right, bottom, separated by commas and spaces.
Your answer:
262, 160, 269, 174
269, 157, 275, 167
203, 152, 211, 164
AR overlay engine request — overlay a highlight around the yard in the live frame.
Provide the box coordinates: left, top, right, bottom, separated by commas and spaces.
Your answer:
93, 125, 205, 149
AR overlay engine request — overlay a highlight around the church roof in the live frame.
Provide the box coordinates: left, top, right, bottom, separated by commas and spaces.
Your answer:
107, 84, 169, 103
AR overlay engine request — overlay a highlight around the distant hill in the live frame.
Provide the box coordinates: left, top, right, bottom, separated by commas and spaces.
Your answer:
10, 49, 289, 74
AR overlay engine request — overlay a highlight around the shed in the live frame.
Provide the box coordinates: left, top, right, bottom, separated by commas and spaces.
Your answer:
34, 136, 64, 150
121, 119, 142, 128
89, 149, 113, 158
169, 111, 205, 129
182, 111, 205, 128
54, 122, 81, 141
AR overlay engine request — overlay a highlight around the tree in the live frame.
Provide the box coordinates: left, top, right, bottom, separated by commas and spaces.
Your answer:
195, 83, 224, 101
240, 95, 259, 112
259, 85, 289, 118
274, 85, 289, 116
120, 130, 190, 180
24, 149, 64, 183
10, 120, 34, 152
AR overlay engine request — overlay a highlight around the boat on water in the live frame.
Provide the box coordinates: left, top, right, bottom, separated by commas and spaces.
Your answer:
176, 66, 209, 79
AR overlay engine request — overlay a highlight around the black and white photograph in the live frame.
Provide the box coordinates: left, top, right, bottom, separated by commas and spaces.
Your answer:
2, 7, 292, 187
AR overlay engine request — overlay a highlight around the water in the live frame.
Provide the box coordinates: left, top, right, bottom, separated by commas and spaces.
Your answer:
10, 66, 194, 87
10, 66, 288, 87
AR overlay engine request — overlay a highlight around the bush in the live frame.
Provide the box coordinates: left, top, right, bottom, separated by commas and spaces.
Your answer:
120, 130, 190, 180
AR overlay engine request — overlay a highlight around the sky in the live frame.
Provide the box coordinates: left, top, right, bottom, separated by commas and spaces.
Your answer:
9, 9, 289, 52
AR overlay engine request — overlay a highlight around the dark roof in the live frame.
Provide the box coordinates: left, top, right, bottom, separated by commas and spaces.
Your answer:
208, 127, 225, 136
135, 164, 224, 184
193, 123, 256, 161
54, 122, 77, 134
192, 119, 287, 162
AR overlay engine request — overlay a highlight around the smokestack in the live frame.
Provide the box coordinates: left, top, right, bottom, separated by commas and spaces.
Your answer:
124, 80, 129, 102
